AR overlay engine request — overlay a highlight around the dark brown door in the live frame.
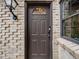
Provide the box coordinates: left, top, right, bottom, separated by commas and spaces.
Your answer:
28, 5, 51, 59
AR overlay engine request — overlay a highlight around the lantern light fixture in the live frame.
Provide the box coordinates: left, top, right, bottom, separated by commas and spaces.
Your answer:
4, 0, 18, 20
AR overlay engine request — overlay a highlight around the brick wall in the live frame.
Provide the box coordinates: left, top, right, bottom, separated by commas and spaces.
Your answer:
0, 0, 24, 59
53, 0, 60, 59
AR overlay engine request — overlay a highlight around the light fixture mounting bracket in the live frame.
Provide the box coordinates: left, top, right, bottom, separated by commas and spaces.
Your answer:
4, 0, 19, 20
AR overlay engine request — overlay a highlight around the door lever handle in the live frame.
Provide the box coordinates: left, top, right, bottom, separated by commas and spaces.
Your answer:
48, 26, 51, 38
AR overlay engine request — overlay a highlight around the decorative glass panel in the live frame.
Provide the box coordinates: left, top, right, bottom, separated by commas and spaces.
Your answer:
63, 18, 72, 37
61, 0, 70, 19
32, 7, 46, 14
61, 0, 79, 19
61, 0, 79, 41
63, 15, 79, 39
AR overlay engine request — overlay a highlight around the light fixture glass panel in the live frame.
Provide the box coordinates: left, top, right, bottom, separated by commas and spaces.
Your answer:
5, 0, 12, 6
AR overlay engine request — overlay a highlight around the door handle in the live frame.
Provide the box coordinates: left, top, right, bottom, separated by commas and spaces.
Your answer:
48, 26, 51, 38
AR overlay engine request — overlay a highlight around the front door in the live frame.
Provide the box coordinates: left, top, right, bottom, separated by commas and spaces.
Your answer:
28, 5, 51, 59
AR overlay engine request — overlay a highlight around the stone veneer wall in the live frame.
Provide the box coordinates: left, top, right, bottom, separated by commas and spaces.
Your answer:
53, 0, 60, 59
0, 0, 24, 59
0, 0, 61, 59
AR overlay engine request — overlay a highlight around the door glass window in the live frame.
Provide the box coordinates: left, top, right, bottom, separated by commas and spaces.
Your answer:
32, 7, 47, 14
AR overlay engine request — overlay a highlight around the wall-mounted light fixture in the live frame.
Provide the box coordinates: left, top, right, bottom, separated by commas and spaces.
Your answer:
4, 0, 18, 20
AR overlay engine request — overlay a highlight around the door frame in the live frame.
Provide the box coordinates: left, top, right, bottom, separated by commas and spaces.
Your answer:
25, 1, 53, 59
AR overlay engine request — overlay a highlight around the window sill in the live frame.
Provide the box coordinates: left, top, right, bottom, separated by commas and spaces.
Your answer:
62, 36, 79, 44
57, 38, 79, 59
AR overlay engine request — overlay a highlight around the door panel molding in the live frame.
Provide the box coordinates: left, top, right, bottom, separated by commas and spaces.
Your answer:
25, 2, 52, 59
